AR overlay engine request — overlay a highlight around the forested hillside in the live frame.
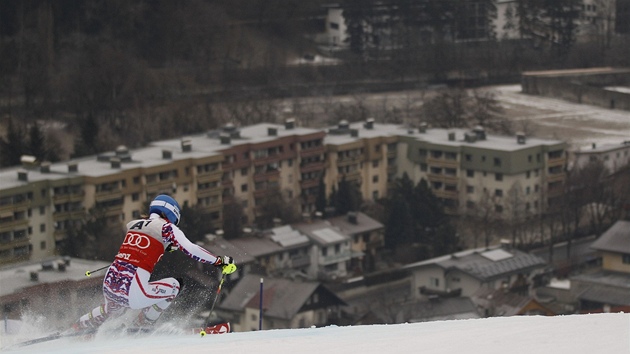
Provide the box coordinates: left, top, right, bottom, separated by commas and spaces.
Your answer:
1, 0, 629, 166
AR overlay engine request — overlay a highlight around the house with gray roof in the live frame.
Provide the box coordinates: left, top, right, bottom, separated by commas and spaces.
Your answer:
404, 244, 547, 299
569, 220, 630, 312
0, 257, 111, 325
293, 218, 363, 281
326, 212, 384, 273
217, 274, 346, 332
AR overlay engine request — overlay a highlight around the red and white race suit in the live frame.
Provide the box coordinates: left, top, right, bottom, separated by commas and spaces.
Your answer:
77, 213, 220, 329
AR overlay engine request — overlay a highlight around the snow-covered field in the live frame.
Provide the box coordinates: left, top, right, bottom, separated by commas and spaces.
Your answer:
1, 313, 629, 354
489, 85, 630, 149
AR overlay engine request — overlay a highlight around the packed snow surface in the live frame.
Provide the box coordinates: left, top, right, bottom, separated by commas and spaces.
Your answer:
1, 313, 629, 354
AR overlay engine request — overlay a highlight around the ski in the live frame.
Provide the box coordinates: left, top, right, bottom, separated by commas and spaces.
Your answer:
192, 322, 231, 336
7, 329, 97, 349
5, 322, 231, 348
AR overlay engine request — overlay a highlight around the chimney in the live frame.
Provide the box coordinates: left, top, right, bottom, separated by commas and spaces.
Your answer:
30, 271, 39, 282
68, 163, 78, 173
516, 133, 526, 145
350, 129, 359, 137
181, 139, 192, 152
57, 262, 66, 272
162, 150, 172, 159
592, 143, 597, 149
473, 126, 486, 140
347, 211, 358, 224
465, 132, 477, 143
419, 122, 428, 133
110, 157, 121, 169
268, 127, 278, 136
448, 132, 455, 141
40, 161, 51, 173
338, 120, 349, 130
220, 133, 231, 145
17, 170, 28, 182
20, 155, 37, 168
364, 118, 374, 129
285, 118, 295, 130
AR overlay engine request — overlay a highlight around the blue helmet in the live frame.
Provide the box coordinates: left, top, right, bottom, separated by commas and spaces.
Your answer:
149, 194, 181, 225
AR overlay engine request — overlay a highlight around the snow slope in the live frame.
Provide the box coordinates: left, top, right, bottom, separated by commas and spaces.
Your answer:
2, 313, 629, 354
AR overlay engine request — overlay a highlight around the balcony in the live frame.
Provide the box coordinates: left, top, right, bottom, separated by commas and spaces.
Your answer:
197, 187, 222, 198
53, 191, 84, 203
197, 169, 223, 182
300, 145, 325, 158
427, 157, 459, 168
0, 218, 29, 231
290, 254, 311, 268
432, 189, 459, 200
427, 173, 459, 185
0, 236, 29, 250
94, 189, 123, 202
546, 173, 566, 183
253, 169, 280, 182
547, 156, 565, 167
300, 162, 325, 173
320, 250, 352, 265
300, 178, 320, 189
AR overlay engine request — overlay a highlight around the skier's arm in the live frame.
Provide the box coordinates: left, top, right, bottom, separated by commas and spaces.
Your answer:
164, 224, 220, 264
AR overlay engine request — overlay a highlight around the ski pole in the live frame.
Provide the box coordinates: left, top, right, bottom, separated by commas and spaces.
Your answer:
85, 264, 110, 277
201, 264, 236, 337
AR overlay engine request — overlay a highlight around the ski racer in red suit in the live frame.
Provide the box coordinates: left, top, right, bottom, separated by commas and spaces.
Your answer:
74, 194, 236, 330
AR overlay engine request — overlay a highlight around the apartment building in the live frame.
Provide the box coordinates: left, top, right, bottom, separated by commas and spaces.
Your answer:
572, 141, 630, 174
0, 119, 566, 266
0, 120, 325, 265
324, 119, 400, 202
397, 125, 567, 216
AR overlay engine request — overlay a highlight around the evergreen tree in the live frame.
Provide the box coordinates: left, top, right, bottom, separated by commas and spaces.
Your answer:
315, 177, 327, 214
28, 122, 47, 162
0, 117, 26, 167
334, 175, 363, 215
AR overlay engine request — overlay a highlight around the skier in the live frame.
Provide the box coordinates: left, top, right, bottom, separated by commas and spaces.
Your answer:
73, 194, 236, 331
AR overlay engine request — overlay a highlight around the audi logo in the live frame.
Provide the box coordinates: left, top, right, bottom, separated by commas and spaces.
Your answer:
122, 233, 152, 249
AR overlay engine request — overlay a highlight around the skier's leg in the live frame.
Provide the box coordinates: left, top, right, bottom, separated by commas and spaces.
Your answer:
127, 269, 180, 326
76, 299, 127, 330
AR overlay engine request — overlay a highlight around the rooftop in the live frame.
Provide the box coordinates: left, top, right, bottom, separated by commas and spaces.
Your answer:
404, 244, 547, 281
0, 257, 111, 298
590, 220, 630, 254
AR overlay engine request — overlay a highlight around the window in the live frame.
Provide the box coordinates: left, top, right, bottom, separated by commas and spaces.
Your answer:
495, 189, 503, 197
40, 241, 46, 250
467, 186, 474, 194
241, 184, 248, 192
329, 22, 339, 30
495, 173, 503, 181
420, 163, 428, 172
494, 157, 502, 166
40, 224, 45, 232
372, 160, 379, 168
241, 168, 248, 176
465, 154, 472, 162
429, 277, 440, 287
495, 205, 503, 213
467, 170, 474, 178
372, 175, 378, 183
623, 254, 630, 264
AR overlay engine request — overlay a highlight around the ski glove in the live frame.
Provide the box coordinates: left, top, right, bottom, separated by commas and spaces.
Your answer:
213, 255, 234, 267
